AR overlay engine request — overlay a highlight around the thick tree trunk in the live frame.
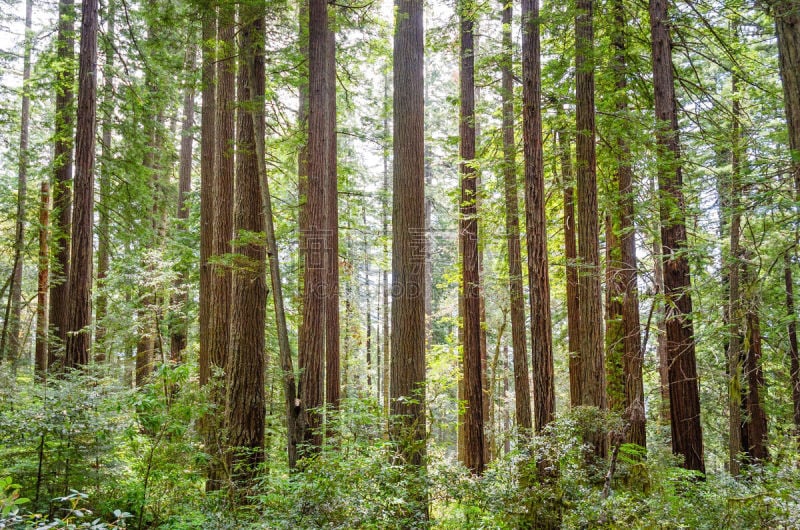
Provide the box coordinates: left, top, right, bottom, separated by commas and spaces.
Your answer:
325, 18, 341, 411
198, 5, 216, 388
205, 6, 234, 488
575, 0, 606, 456
649, 0, 705, 473
226, 8, 267, 489
501, 0, 532, 436
771, 0, 800, 445
390, 0, 426, 474
64, 0, 98, 369
49, 0, 75, 367
210, 5, 235, 387
522, 0, 554, 433
298, 0, 328, 450
459, 1, 484, 474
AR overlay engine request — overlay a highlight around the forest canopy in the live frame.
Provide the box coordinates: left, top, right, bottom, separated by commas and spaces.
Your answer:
1, 0, 800, 527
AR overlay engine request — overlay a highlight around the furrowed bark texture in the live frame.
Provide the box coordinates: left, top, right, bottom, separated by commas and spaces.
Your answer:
576, 0, 606, 456
649, 0, 705, 473
298, 0, 328, 450
522, 0, 554, 433
226, 8, 267, 488
460, 3, 485, 474
65, 0, 98, 369
501, 0, 532, 434
49, 0, 75, 367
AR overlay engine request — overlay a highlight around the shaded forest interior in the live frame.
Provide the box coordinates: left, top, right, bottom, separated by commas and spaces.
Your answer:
1, 0, 800, 527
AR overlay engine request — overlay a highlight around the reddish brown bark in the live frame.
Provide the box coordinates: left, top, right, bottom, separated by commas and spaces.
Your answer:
459, 1, 484, 474
226, 7, 267, 488
64, 0, 99, 369
298, 0, 328, 450
325, 18, 341, 411
49, 0, 75, 367
649, 0, 705, 473
575, 0, 606, 457
209, 6, 235, 383
522, 0, 554, 433
390, 0, 427, 471
198, 6, 216, 388
501, 0, 532, 435
771, 0, 800, 444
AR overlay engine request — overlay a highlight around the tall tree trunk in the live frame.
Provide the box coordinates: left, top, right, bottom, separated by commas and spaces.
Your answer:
205, 5, 235, 488
3, 0, 34, 367
771, 0, 800, 446
575, 0, 606, 456
169, 46, 196, 363
210, 2, 235, 384
226, 7, 267, 489
49, 0, 76, 368
298, 0, 328, 450
501, 0, 532, 436
325, 18, 341, 412
726, 73, 744, 476
610, 0, 645, 448
95, 0, 115, 363
198, 4, 216, 389
390, 0, 427, 495
459, 0, 484, 474
35, 181, 50, 377
649, 0, 705, 473
64, 0, 98, 369
522, 0, 554, 433
559, 129, 581, 408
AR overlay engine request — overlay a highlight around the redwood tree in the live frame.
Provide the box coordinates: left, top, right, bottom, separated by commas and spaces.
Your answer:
500, 0, 532, 435
575, 0, 606, 456
522, 0, 554, 433
649, 0, 705, 473
64, 0, 99, 369
325, 16, 341, 411
770, 0, 800, 442
198, 2, 216, 389
390, 0, 426, 470
226, 4, 267, 488
298, 0, 329, 450
459, 0, 484, 474
49, 0, 76, 367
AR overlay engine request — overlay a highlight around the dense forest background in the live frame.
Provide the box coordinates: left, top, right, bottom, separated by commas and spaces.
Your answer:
1, 0, 800, 527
